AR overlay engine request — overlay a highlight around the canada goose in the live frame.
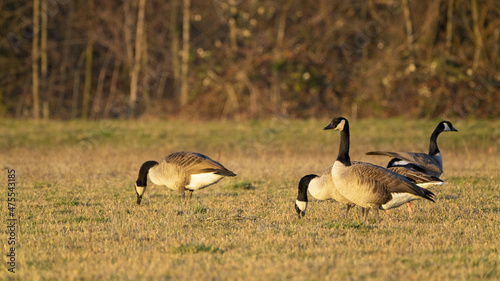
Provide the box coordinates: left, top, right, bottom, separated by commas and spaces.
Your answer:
295, 166, 355, 219
324, 117, 435, 221
366, 121, 458, 178
386, 159, 444, 214
135, 151, 236, 204
387, 159, 444, 188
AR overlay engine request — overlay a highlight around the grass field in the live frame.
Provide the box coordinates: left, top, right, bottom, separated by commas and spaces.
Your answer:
1, 118, 499, 280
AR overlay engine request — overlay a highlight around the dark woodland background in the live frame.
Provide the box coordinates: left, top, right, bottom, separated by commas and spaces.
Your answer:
1, 0, 498, 120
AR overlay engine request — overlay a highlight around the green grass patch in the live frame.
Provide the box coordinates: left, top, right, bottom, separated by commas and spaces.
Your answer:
227, 181, 255, 190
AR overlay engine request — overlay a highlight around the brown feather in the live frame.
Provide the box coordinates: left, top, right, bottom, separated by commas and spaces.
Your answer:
388, 166, 443, 184
164, 152, 236, 177
348, 162, 433, 204
366, 151, 442, 176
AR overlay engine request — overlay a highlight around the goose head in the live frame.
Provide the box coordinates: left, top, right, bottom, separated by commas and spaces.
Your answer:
295, 174, 318, 218
135, 183, 146, 205
135, 160, 159, 205
323, 117, 348, 131
439, 121, 458, 132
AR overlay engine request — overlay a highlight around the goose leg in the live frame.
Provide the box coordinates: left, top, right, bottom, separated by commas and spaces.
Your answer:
345, 204, 354, 218
363, 207, 371, 223
179, 190, 187, 205
407, 202, 414, 215
188, 190, 193, 202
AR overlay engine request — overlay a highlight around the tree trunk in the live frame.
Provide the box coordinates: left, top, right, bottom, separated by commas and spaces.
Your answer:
91, 54, 111, 119
82, 41, 93, 119
124, 0, 134, 80
180, 0, 191, 106
402, 0, 415, 66
129, 0, 146, 107
445, 0, 454, 56
141, 25, 150, 109
272, 0, 292, 113
32, 0, 40, 120
471, 0, 483, 71
58, 0, 74, 117
41, 0, 48, 120
103, 58, 121, 118
170, 0, 180, 98
229, 18, 237, 54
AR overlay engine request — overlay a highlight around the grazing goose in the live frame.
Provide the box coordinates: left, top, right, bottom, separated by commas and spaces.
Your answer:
135, 151, 236, 204
366, 121, 458, 178
295, 166, 355, 219
324, 117, 435, 221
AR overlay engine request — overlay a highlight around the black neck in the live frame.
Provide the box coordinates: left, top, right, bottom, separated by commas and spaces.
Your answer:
428, 126, 443, 156
297, 174, 317, 202
336, 122, 351, 165
136, 161, 159, 186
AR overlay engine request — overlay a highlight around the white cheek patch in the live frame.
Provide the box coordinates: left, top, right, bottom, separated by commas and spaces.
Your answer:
296, 200, 308, 213
335, 119, 345, 131
443, 122, 451, 131
135, 185, 146, 196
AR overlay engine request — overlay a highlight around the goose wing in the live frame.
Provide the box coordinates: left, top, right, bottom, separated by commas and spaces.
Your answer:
350, 162, 435, 203
164, 152, 236, 176
366, 151, 442, 176
388, 166, 443, 185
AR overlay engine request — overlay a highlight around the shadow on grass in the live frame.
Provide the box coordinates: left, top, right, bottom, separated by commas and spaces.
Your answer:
323, 220, 374, 232
170, 243, 223, 254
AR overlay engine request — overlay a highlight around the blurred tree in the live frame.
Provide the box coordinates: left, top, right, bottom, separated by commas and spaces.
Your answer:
180, 0, 191, 106
0, 0, 497, 119
32, 0, 40, 120
41, 0, 48, 119
129, 0, 147, 108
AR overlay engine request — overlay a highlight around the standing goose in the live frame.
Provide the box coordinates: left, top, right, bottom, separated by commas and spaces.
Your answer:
385, 161, 444, 214
295, 166, 356, 219
387, 159, 444, 188
135, 151, 236, 204
324, 117, 435, 221
366, 121, 458, 178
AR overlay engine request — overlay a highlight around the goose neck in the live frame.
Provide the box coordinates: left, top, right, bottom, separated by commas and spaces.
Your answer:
429, 129, 441, 156
336, 124, 351, 166
136, 160, 159, 186
297, 175, 314, 202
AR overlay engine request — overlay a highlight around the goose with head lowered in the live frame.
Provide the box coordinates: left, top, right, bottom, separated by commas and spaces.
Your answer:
366, 121, 458, 178
135, 151, 236, 204
324, 117, 436, 221
295, 166, 356, 219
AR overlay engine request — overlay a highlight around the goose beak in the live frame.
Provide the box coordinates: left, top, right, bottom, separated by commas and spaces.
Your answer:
451, 126, 458, 132
294, 203, 306, 219
323, 123, 334, 130
135, 184, 146, 205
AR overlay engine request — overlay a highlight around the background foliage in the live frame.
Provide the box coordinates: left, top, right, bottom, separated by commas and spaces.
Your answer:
1, 0, 499, 119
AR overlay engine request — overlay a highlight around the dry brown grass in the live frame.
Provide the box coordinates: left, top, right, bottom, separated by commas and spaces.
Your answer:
0, 118, 499, 280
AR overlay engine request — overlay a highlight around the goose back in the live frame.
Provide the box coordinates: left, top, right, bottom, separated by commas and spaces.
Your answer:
366, 151, 443, 177
332, 161, 434, 208
388, 166, 443, 186
148, 152, 236, 192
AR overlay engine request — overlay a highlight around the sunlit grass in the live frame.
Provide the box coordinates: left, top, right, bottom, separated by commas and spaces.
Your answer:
0, 118, 499, 280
